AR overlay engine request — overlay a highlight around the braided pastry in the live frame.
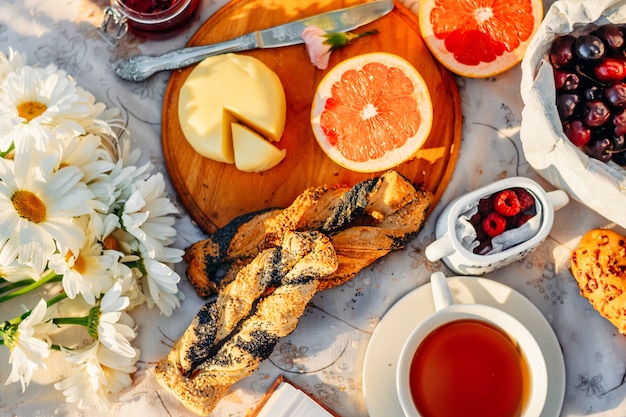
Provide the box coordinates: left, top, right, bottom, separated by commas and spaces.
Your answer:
571, 228, 626, 333
155, 230, 338, 415
184, 170, 432, 296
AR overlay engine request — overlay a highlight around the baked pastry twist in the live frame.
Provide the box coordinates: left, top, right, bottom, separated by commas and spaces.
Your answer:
185, 170, 433, 296
155, 230, 338, 415
571, 228, 626, 333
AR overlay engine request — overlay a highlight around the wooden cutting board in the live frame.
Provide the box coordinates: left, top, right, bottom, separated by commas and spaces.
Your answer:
162, 0, 462, 234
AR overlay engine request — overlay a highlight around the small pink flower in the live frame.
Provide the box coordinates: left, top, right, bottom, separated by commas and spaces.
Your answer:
301, 26, 332, 70
301, 25, 379, 70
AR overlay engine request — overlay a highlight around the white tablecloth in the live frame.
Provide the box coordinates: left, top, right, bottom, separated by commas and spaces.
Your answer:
1, 0, 625, 416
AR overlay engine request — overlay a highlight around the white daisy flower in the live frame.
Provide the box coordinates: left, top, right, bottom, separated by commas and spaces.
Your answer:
0, 259, 41, 282
49, 232, 116, 306
0, 48, 26, 83
92, 282, 136, 358
112, 228, 183, 316
107, 137, 152, 206
55, 341, 138, 410
0, 140, 94, 273
47, 134, 116, 213
141, 247, 184, 316
4, 299, 51, 391
0, 64, 104, 151
121, 173, 179, 258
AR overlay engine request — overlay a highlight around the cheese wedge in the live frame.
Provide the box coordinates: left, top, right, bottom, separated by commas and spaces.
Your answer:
178, 53, 287, 164
232, 123, 286, 172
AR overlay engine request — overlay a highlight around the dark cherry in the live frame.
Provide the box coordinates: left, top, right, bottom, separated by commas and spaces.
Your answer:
593, 57, 626, 82
564, 119, 592, 147
584, 137, 614, 162
554, 69, 580, 91
605, 82, 626, 107
592, 24, 625, 50
549, 34, 576, 68
584, 85, 604, 101
611, 133, 626, 151
583, 99, 611, 127
574, 34, 606, 63
550, 24, 626, 166
557, 93, 580, 120
612, 108, 626, 136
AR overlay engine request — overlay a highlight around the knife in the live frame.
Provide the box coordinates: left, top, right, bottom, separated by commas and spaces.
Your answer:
115, 0, 394, 82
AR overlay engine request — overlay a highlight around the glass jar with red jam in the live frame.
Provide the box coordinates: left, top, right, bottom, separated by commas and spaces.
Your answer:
99, 0, 199, 46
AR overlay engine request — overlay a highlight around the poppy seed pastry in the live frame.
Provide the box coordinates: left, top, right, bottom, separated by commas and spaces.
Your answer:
184, 170, 433, 297
571, 228, 626, 333
155, 230, 339, 416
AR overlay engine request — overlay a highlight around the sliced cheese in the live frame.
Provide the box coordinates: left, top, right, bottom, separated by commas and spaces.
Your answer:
178, 53, 287, 164
232, 123, 286, 172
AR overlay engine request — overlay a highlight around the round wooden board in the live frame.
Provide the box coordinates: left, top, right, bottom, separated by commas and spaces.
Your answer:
162, 0, 462, 234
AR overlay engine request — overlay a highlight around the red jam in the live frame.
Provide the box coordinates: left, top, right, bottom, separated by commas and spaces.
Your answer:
115, 0, 199, 33
120, 0, 181, 14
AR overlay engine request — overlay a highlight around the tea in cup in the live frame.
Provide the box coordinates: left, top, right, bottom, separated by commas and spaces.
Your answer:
396, 272, 548, 417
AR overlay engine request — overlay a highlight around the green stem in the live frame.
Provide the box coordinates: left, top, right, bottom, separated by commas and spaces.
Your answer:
53, 316, 89, 327
0, 142, 14, 158
46, 292, 68, 308
0, 279, 35, 296
0, 271, 62, 304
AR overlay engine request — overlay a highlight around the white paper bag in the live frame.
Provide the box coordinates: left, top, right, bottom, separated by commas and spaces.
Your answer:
520, 0, 626, 228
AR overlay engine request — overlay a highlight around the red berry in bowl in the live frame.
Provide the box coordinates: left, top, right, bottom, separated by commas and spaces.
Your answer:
513, 188, 536, 212
583, 137, 613, 163
592, 24, 625, 50
549, 34, 576, 68
557, 93, 580, 120
482, 212, 507, 238
574, 34, 606, 63
564, 119, 592, 147
612, 108, 626, 136
553, 69, 580, 91
583, 99, 611, 127
593, 56, 626, 82
605, 82, 626, 108
493, 190, 521, 217
516, 213, 534, 228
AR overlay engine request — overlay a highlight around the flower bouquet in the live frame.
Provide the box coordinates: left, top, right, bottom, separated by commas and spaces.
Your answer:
0, 49, 183, 409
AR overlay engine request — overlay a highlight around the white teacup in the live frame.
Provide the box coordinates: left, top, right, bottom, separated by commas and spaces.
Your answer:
425, 176, 569, 275
396, 272, 548, 417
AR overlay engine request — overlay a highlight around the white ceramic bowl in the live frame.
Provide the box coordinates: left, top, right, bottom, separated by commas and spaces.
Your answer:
425, 176, 568, 275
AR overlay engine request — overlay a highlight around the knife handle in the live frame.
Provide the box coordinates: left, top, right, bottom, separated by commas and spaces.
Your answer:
115, 33, 258, 82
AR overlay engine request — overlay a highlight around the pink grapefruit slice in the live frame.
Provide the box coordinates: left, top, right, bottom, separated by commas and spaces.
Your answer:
311, 52, 433, 173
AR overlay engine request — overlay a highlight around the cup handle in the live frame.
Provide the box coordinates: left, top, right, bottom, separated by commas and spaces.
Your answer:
425, 234, 454, 262
431, 272, 455, 311
546, 189, 569, 211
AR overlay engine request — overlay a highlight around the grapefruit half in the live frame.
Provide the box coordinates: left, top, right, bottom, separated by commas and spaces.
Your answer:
419, 0, 543, 78
311, 52, 433, 173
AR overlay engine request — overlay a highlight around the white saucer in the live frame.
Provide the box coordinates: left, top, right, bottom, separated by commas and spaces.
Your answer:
362, 276, 565, 417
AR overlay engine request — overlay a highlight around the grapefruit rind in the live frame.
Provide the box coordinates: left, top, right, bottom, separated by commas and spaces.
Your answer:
418, 0, 543, 78
311, 52, 433, 173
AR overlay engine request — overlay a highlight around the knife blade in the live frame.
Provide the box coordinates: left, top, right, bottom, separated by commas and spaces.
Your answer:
115, 0, 394, 82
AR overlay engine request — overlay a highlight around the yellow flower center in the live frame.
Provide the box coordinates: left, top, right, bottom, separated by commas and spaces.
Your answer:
12, 190, 47, 223
73, 253, 87, 274
66, 250, 86, 274
103, 235, 121, 252
17, 101, 47, 122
